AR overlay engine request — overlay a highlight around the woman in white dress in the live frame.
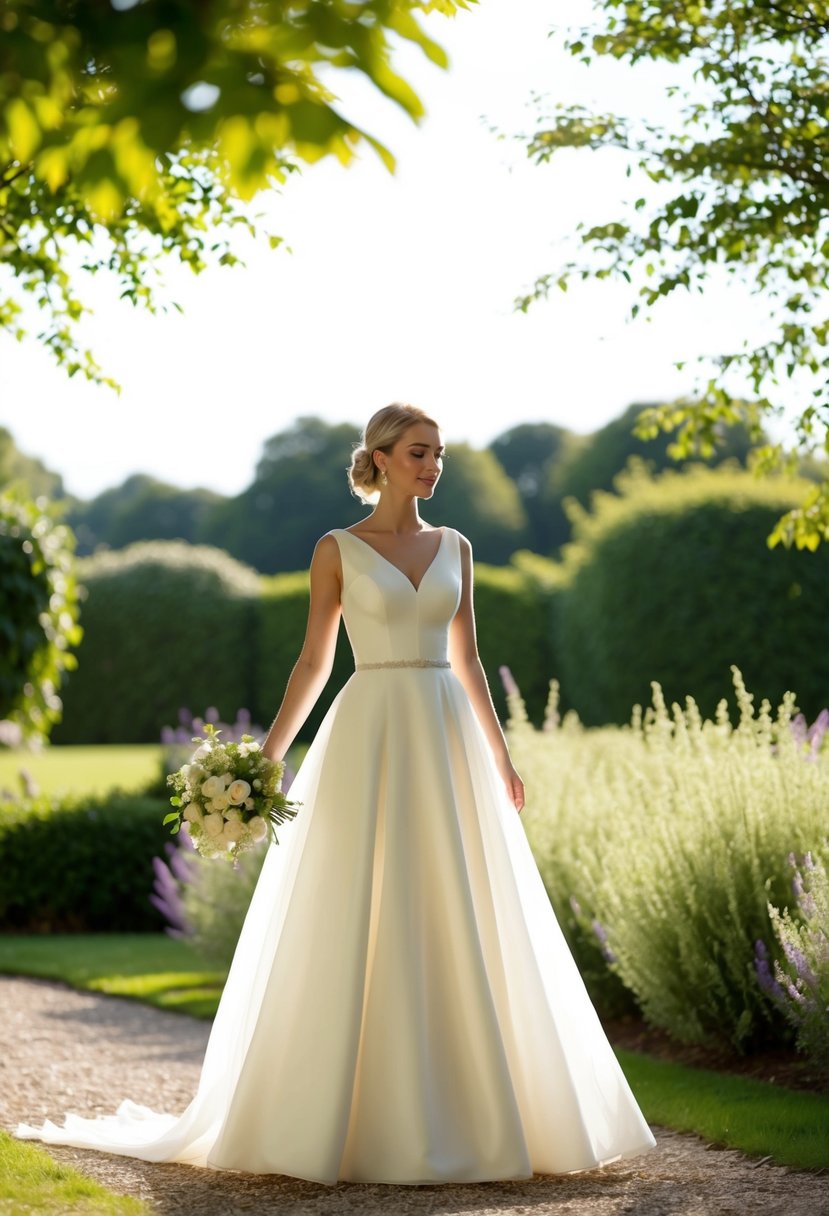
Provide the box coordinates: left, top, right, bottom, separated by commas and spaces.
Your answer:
16, 403, 656, 1184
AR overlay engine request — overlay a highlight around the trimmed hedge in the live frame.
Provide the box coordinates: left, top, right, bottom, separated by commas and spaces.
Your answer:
554, 459, 829, 726
52, 540, 559, 745
473, 562, 556, 723
52, 541, 260, 744
0, 792, 169, 932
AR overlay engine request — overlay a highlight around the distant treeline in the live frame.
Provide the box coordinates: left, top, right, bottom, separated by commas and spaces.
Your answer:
0, 404, 792, 571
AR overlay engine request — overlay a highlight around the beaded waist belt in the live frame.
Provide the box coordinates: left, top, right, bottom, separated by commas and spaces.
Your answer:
355, 659, 451, 671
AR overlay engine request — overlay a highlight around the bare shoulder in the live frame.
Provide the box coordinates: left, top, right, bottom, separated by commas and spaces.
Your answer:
452, 529, 472, 558
311, 532, 342, 572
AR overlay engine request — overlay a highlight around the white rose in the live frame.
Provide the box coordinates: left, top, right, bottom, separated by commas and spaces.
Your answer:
191, 743, 210, 760
203, 812, 225, 838
183, 803, 204, 823
244, 797, 255, 810
249, 815, 268, 843
225, 807, 242, 823
252, 779, 262, 790
210, 793, 230, 813
218, 771, 232, 788
201, 775, 222, 799
227, 779, 251, 805
223, 820, 244, 843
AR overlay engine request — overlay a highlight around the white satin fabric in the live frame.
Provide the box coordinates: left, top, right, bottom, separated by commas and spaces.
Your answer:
15, 526, 655, 1183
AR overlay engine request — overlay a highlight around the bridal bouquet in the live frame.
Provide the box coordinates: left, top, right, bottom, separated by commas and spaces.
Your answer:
163, 724, 300, 861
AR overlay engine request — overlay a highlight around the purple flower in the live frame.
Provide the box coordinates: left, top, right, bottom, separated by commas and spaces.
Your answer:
789, 709, 829, 760
499, 665, 520, 697
591, 918, 617, 964
150, 840, 195, 938
782, 939, 817, 989
754, 940, 786, 1002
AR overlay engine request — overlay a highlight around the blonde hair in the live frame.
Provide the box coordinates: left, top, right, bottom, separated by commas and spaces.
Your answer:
348, 403, 441, 504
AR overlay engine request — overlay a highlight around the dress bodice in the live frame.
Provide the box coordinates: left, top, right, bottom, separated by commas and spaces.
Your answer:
330, 527, 461, 667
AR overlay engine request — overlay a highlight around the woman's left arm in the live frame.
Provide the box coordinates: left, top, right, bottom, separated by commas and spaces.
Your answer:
447, 532, 525, 813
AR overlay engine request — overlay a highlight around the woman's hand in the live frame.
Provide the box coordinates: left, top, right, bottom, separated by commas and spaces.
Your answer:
495, 754, 525, 814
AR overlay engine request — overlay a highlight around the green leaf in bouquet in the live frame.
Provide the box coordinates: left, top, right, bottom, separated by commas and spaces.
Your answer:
162, 812, 181, 825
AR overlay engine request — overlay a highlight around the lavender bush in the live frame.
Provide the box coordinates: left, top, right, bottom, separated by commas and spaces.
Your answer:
506, 663, 828, 1052
788, 709, 829, 761
756, 852, 829, 1067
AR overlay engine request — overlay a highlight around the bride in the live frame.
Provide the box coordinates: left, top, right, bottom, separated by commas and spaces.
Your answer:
16, 403, 656, 1184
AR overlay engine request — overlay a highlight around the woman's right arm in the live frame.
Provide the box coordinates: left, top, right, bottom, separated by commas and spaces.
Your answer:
260, 533, 343, 763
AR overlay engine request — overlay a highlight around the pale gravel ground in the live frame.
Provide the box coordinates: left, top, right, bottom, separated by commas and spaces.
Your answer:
2, 976, 826, 1216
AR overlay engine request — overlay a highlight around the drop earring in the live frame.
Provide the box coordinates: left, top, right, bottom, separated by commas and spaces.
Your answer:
380, 471, 388, 486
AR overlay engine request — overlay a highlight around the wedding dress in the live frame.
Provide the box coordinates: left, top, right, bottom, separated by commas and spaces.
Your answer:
15, 525, 655, 1184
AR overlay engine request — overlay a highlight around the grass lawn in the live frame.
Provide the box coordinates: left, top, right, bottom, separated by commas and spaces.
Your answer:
0, 742, 308, 802
0, 1131, 150, 1215
0, 745, 164, 800
619, 1049, 829, 1172
0, 934, 225, 1020
1, 934, 827, 1172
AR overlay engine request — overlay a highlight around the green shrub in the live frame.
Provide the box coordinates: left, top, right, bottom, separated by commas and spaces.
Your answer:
554, 459, 829, 726
509, 666, 829, 1053
473, 562, 556, 723
0, 487, 83, 745
0, 791, 170, 932
52, 541, 260, 744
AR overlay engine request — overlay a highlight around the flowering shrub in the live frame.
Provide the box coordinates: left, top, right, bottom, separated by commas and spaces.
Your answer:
152, 827, 268, 968
756, 853, 829, 1067
506, 664, 828, 1052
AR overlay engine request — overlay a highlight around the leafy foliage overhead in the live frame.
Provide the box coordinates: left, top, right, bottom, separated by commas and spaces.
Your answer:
0, 0, 473, 384
517, 1, 829, 550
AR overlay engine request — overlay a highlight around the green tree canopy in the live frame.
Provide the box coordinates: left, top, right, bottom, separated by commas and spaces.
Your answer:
63, 473, 225, 553
488, 421, 576, 553
200, 416, 529, 571
0, 0, 472, 384
517, 1, 829, 550
201, 415, 365, 572
0, 425, 64, 499
550, 399, 760, 526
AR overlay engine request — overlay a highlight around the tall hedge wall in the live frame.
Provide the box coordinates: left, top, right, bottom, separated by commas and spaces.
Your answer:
51, 540, 557, 744
52, 541, 261, 744
554, 459, 829, 725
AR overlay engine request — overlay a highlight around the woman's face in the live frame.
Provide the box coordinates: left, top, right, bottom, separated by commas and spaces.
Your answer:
381, 423, 444, 499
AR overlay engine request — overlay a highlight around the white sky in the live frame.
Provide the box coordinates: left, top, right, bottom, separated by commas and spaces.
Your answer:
0, 0, 803, 501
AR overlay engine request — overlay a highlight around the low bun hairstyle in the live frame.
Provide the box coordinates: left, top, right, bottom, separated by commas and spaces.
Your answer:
348, 403, 440, 504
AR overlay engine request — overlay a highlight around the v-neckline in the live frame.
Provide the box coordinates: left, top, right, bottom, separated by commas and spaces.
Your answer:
341, 527, 447, 594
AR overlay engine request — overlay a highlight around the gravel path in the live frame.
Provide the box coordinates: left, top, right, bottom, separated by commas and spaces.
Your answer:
2, 976, 825, 1216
